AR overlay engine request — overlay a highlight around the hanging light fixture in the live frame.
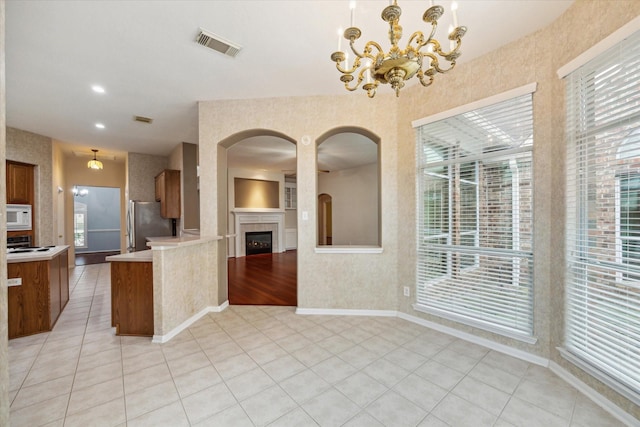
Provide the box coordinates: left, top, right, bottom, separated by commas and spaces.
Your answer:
87, 149, 103, 170
330, 0, 466, 98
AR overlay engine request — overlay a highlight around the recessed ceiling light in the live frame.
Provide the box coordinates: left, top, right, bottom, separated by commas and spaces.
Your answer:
91, 85, 105, 94
95, 123, 105, 129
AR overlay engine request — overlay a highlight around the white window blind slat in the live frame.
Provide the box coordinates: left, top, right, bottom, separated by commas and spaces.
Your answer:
565, 29, 640, 401
415, 92, 534, 338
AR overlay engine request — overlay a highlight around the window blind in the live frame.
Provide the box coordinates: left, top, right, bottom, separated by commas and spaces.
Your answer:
416, 93, 534, 338
565, 30, 640, 399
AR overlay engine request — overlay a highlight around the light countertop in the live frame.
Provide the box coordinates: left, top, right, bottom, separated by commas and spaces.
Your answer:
105, 250, 153, 262
7, 245, 70, 264
146, 235, 222, 249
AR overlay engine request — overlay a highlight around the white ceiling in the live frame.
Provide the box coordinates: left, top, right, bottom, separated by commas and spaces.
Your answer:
5, 0, 573, 170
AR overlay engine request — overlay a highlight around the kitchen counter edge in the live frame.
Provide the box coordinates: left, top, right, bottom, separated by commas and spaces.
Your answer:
7, 245, 70, 263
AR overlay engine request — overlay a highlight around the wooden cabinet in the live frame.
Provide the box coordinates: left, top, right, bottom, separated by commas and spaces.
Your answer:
155, 169, 181, 219
111, 261, 154, 336
8, 248, 70, 339
7, 160, 36, 242
7, 161, 34, 205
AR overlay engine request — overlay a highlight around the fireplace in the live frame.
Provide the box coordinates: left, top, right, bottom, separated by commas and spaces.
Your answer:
245, 231, 273, 256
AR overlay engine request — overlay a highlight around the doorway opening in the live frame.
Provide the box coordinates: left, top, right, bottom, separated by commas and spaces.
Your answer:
73, 185, 121, 265
318, 193, 333, 245
222, 130, 298, 306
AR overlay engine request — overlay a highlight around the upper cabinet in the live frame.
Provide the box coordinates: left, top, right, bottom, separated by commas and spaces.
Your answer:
7, 161, 35, 205
155, 169, 181, 219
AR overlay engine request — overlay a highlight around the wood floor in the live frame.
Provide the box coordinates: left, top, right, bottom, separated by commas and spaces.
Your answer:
228, 250, 297, 306
75, 250, 121, 266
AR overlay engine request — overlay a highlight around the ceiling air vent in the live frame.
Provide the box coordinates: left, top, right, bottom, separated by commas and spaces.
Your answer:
195, 28, 241, 58
134, 115, 153, 124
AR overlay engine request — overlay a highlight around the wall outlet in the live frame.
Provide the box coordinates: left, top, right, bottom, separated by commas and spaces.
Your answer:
403, 286, 410, 297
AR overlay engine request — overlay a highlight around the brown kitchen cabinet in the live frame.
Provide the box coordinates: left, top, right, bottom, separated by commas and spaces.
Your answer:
7, 160, 35, 205
8, 247, 70, 339
110, 261, 154, 336
155, 169, 180, 219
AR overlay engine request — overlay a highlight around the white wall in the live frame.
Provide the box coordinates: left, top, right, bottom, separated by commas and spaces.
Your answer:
318, 162, 379, 245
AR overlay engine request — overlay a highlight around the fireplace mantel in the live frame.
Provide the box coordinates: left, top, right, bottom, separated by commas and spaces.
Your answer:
231, 210, 285, 257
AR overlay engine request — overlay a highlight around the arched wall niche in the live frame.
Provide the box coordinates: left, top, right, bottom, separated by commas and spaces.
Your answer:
316, 126, 381, 247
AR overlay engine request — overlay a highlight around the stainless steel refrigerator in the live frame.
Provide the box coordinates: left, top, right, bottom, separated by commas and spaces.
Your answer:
126, 201, 173, 252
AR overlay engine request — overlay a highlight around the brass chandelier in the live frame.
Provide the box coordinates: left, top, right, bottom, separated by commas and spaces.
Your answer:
330, 0, 466, 98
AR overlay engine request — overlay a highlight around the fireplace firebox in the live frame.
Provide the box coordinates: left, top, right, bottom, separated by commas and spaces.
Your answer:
245, 231, 273, 256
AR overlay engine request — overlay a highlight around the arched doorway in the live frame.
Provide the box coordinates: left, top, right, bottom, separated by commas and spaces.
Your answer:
318, 193, 332, 245
219, 129, 298, 306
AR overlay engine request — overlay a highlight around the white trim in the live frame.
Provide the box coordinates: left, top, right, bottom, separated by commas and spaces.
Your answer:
314, 246, 383, 254
152, 302, 229, 343
295, 307, 396, 317
211, 300, 229, 312
398, 311, 548, 367
548, 360, 640, 427
557, 347, 640, 408
557, 16, 640, 79
411, 82, 538, 128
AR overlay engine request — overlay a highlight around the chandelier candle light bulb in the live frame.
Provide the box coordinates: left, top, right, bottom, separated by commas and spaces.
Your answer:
350, 1, 356, 27
451, 1, 458, 28
330, 0, 467, 98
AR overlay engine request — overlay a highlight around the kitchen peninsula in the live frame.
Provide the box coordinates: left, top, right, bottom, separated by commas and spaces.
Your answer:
107, 235, 222, 342
7, 245, 70, 339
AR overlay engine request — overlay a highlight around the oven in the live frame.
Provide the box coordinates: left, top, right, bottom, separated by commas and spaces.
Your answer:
7, 235, 32, 249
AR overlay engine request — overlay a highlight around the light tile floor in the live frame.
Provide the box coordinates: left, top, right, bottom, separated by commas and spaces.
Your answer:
8, 263, 630, 426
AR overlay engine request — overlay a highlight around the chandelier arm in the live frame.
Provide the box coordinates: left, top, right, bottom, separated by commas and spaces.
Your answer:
335, 55, 364, 75
425, 54, 456, 74
416, 71, 434, 88
406, 31, 427, 50
342, 66, 371, 92
350, 39, 383, 60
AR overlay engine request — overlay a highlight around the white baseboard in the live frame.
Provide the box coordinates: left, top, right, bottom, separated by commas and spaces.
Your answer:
211, 300, 229, 312
397, 312, 549, 367
295, 307, 397, 317
152, 301, 229, 343
548, 361, 639, 427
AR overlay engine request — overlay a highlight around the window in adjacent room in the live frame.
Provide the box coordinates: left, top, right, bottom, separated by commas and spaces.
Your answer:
74, 202, 87, 248
414, 85, 535, 340
563, 29, 640, 403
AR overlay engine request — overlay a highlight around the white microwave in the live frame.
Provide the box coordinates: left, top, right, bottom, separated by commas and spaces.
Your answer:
7, 204, 32, 231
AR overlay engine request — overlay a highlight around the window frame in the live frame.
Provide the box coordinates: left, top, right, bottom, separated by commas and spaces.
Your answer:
413, 83, 537, 342
561, 24, 640, 405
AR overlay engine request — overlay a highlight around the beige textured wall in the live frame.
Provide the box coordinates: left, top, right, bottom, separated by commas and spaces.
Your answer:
62, 154, 127, 262
6, 127, 54, 246
152, 239, 219, 335
0, 1, 9, 425
199, 94, 399, 310
396, 0, 640, 418
52, 142, 65, 247
127, 152, 168, 202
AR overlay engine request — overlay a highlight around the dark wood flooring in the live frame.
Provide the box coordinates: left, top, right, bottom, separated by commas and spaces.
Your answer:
228, 250, 297, 306
75, 251, 121, 266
